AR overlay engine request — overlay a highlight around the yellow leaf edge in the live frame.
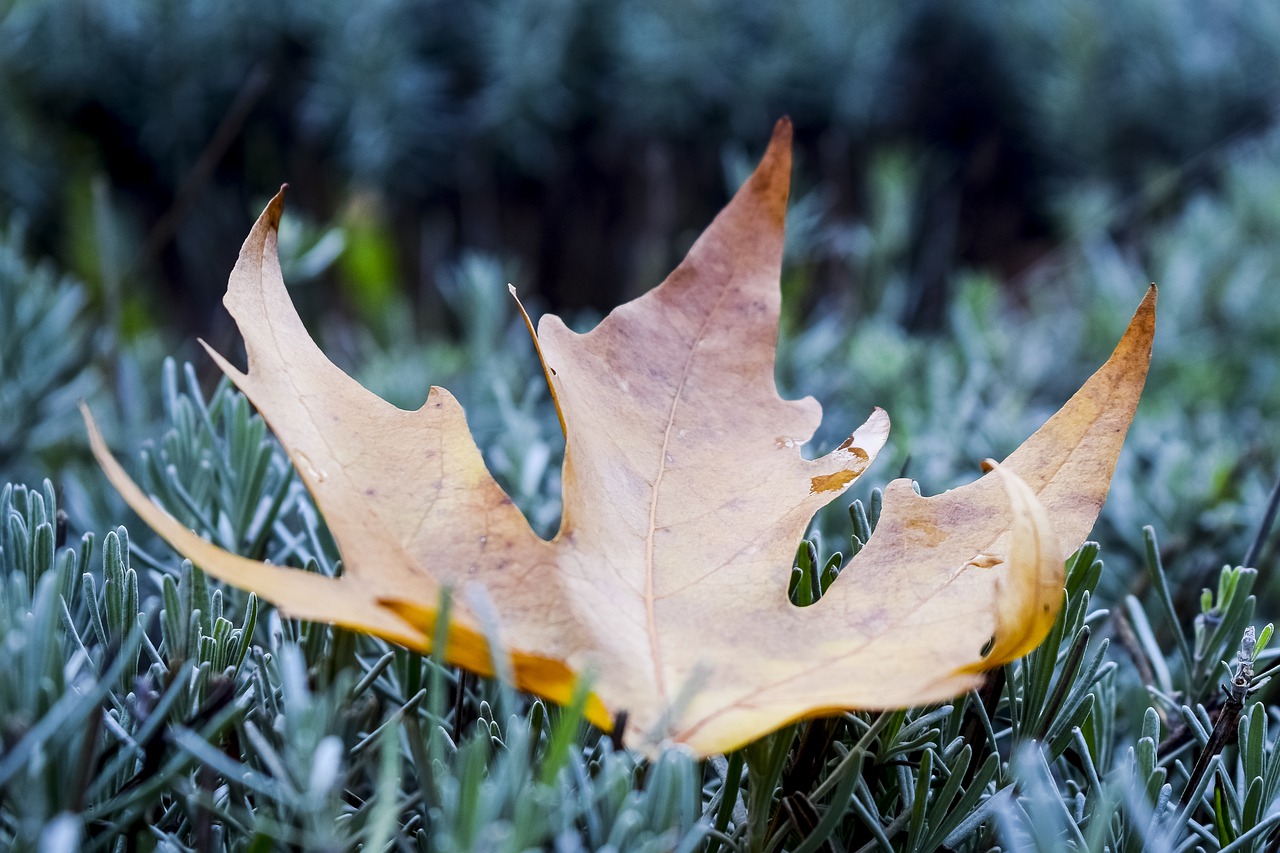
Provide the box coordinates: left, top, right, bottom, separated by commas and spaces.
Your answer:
80, 403, 613, 729
963, 459, 1064, 671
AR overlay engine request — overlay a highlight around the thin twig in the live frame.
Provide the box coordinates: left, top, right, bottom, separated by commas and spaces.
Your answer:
1178, 628, 1258, 809
1243, 471, 1280, 570
1112, 608, 1158, 695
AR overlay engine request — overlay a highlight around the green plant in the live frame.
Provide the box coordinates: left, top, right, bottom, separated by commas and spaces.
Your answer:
0, 221, 104, 483
7, 374, 1278, 848
4, 7, 1280, 834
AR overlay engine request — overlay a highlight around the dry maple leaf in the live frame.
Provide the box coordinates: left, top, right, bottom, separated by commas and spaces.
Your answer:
85, 119, 1155, 756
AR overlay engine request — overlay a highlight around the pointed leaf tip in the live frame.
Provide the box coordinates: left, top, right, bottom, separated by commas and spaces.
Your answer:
749, 119, 793, 217
998, 284, 1156, 558
265, 186, 286, 230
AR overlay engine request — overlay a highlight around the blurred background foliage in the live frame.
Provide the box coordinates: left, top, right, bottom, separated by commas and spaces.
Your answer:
4, 0, 1280, 848
2, 0, 1278, 330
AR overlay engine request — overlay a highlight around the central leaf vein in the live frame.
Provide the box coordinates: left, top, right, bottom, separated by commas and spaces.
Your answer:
645, 272, 737, 705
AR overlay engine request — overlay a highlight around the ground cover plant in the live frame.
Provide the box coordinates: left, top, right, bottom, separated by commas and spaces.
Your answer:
3, 4, 1280, 845
4, 405, 1279, 850
5, 123, 1280, 851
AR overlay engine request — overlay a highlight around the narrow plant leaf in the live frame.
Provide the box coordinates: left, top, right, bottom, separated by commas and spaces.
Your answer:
85, 119, 1154, 755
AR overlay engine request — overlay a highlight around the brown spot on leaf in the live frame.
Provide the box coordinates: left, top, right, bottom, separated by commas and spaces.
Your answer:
810, 471, 857, 494
836, 438, 871, 462
906, 519, 946, 547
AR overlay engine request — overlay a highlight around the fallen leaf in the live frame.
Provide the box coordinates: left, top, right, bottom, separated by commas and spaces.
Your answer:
85, 119, 1155, 756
